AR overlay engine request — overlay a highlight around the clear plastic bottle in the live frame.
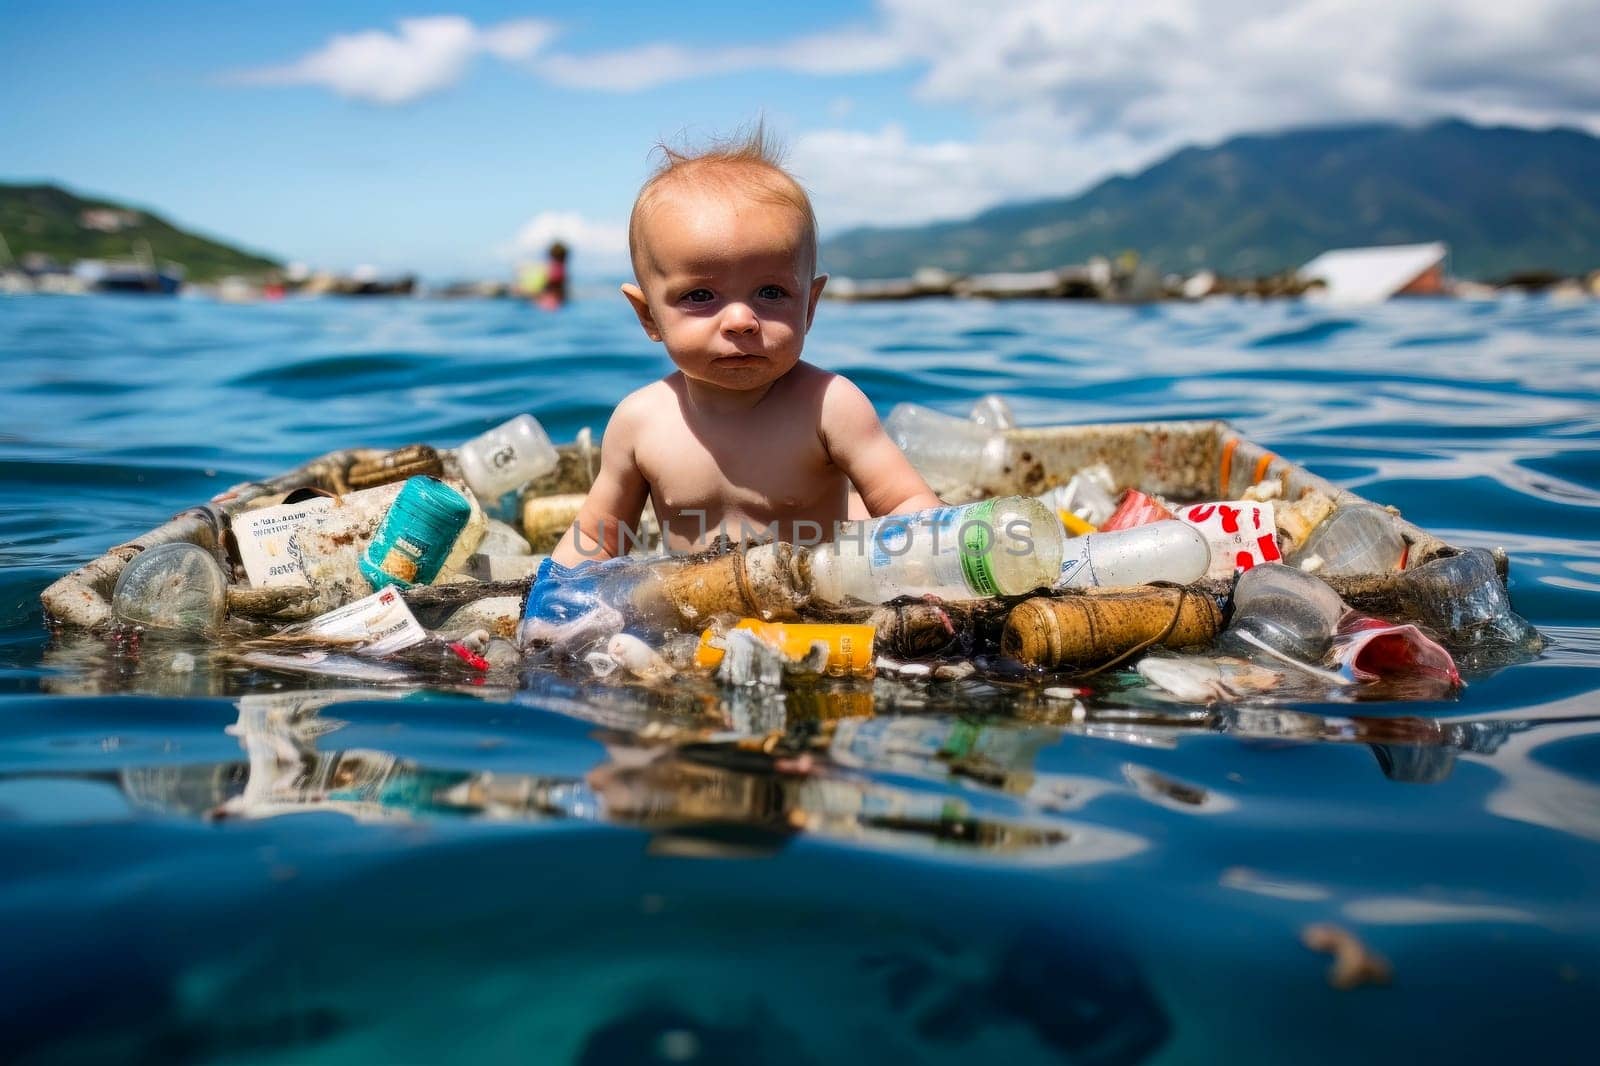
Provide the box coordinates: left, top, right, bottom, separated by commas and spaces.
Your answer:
1219, 562, 1346, 661
1393, 548, 1541, 649
809, 496, 1064, 605
885, 403, 1010, 494
457, 414, 559, 502
1055, 521, 1211, 588
968, 394, 1016, 430
112, 542, 228, 634
1288, 503, 1405, 577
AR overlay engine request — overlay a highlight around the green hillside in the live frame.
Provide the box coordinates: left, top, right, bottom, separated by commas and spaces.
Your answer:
820, 121, 1600, 281
0, 182, 282, 282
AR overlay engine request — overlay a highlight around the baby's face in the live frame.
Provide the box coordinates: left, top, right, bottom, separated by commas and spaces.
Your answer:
627, 186, 822, 397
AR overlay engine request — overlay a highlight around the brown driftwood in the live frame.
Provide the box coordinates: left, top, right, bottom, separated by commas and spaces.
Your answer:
402, 579, 533, 612
345, 444, 443, 491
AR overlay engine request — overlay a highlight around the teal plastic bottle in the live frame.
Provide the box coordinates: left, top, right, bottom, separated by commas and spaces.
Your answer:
359, 476, 472, 590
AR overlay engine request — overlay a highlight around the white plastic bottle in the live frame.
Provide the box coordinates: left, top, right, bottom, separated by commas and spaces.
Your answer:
885, 403, 1010, 495
1054, 521, 1211, 588
457, 414, 559, 502
809, 496, 1065, 605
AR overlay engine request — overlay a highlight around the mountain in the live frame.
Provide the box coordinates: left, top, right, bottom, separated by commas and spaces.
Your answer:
0, 182, 282, 282
819, 121, 1600, 281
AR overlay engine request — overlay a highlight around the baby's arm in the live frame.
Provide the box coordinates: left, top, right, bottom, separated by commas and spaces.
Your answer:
550, 392, 652, 567
820, 376, 943, 516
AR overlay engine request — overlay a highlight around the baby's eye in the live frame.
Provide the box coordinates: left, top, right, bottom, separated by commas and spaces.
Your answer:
756, 285, 789, 300
681, 288, 715, 304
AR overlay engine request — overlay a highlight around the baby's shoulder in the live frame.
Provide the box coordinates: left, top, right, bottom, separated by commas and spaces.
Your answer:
786, 362, 870, 417
776, 360, 855, 405
597, 380, 680, 459
610, 377, 676, 425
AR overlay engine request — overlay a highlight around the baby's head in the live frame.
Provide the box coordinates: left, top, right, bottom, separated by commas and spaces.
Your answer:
622, 130, 827, 397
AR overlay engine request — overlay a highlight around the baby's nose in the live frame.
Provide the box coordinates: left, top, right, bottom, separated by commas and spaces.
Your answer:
721, 302, 759, 335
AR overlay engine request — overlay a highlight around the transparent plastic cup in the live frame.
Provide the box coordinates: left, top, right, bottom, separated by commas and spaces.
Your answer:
457, 414, 559, 502
112, 542, 228, 634
1289, 503, 1404, 577
1055, 521, 1211, 588
1221, 562, 1346, 661
885, 403, 1010, 495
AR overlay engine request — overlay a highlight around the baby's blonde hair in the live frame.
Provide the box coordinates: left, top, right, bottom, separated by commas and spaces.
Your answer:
628, 125, 819, 281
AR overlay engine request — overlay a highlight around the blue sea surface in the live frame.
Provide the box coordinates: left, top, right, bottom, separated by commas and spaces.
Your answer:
1, 292, 1598, 1064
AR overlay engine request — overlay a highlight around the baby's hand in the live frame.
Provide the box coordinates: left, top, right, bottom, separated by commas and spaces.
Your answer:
551, 394, 651, 566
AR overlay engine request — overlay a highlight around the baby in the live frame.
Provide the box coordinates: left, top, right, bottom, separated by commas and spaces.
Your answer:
551, 133, 939, 566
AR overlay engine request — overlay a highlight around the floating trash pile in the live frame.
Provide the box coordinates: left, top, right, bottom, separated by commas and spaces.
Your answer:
40, 397, 1543, 707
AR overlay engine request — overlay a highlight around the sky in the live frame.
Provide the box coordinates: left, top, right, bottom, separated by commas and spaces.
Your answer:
4, 0, 1597, 278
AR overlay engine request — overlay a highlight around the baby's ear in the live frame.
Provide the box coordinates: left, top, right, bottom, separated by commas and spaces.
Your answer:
806, 274, 828, 331
621, 284, 662, 342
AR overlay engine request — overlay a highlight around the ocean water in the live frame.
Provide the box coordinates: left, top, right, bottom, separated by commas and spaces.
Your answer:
1, 291, 1598, 1064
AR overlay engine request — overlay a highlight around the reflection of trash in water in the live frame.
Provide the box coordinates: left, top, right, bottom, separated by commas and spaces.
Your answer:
129, 697, 1140, 864
828, 716, 1058, 793
1301, 923, 1392, 989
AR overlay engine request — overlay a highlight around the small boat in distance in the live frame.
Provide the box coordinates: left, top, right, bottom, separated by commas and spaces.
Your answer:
74, 239, 185, 295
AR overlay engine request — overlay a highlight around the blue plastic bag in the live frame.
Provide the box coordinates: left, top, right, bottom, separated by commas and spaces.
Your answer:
518, 556, 638, 653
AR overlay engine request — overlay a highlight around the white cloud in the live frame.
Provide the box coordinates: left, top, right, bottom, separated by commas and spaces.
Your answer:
531, 26, 904, 92
792, 126, 1024, 230
231, 16, 554, 104
881, 0, 1600, 139
233, 3, 1600, 137
232, 3, 1600, 234
477, 20, 554, 61
791, 122, 1167, 232
779, 0, 1600, 229
516, 0, 1600, 137
505, 211, 630, 274
533, 43, 701, 94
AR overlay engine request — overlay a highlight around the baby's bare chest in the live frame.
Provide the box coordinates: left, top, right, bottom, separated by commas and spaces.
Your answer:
635, 410, 839, 515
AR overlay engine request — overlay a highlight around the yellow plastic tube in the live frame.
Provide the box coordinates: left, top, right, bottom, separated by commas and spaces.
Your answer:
694, 619, 877, 675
